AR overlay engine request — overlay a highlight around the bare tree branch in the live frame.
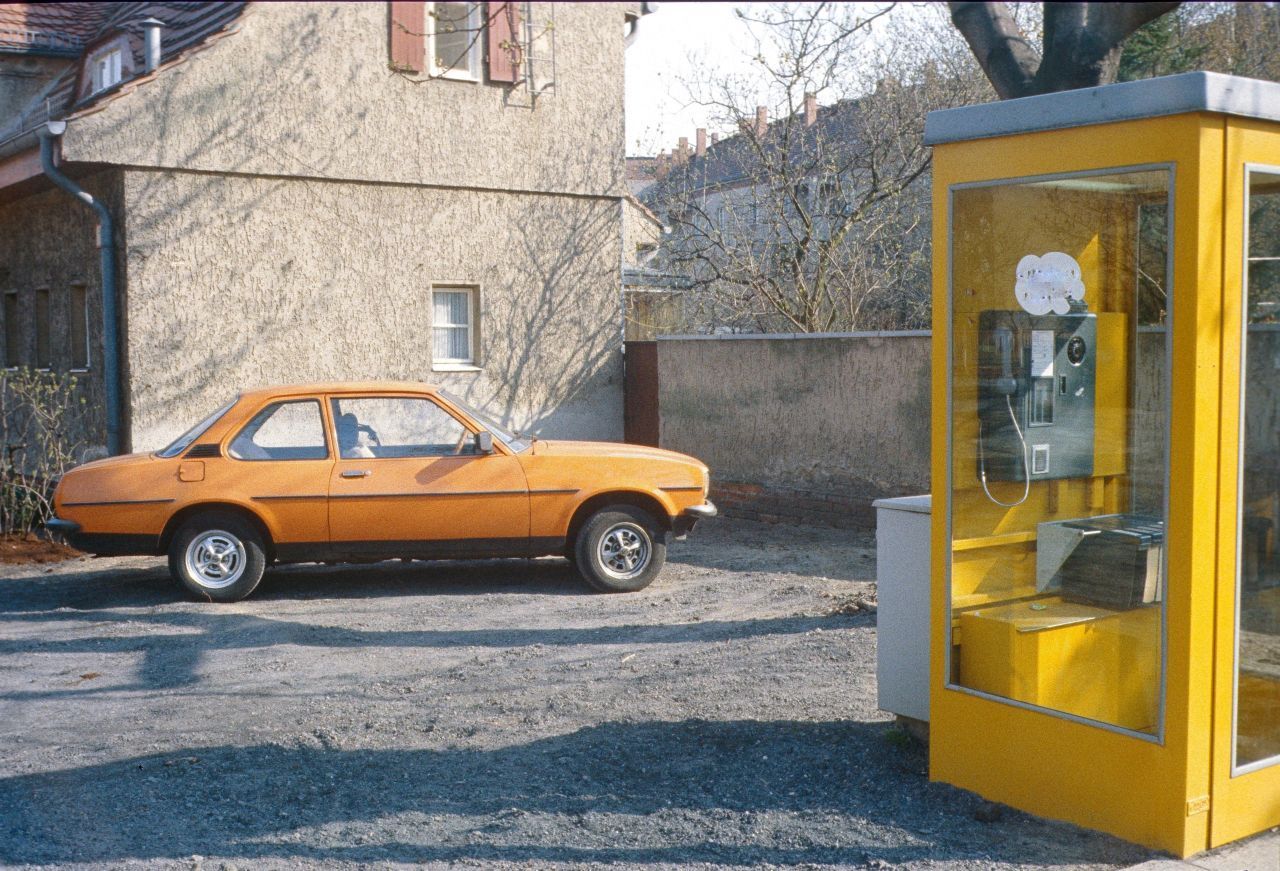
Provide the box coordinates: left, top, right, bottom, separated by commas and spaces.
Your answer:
644, 4, 989, 333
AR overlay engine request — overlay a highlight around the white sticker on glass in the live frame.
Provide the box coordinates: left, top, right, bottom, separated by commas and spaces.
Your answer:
1015, 252, 1086, 315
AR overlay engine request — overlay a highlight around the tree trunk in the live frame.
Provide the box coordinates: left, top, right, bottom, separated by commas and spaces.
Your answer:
950, 1, 1181, 98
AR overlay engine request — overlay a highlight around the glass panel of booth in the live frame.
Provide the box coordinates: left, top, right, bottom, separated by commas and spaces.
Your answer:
947, 167, 1172, 737
1235, 167, 1280, 773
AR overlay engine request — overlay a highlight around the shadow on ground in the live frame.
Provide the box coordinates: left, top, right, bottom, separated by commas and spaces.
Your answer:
0, 718, 1150, 867
0, 559, 873, 697
0, 556, 590, 614
668, 517, 875, 582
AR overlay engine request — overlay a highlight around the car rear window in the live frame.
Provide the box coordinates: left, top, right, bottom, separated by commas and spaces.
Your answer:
157, 397, 238, 458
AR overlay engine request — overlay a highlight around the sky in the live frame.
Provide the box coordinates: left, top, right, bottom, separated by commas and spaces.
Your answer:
623, 2, 913, 158
624, 3, 765, 158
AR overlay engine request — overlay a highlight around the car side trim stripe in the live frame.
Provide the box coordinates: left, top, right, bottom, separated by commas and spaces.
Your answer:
61, 498, 176, 507
259, 490, 573, 501
659, 486, 703, 493
328, 490, 527, 500
274, 536, 565, 562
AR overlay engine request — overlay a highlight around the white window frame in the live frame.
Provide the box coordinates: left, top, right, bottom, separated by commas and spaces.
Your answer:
432, 286, 479, 371
88, 46, 123, 93
427, 2, 482, 81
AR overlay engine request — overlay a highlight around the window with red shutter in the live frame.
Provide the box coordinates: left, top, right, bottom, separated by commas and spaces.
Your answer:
487, 1, 522, 84
389, 1, 425, 73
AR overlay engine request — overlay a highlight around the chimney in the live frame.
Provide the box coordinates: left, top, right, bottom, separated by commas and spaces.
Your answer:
754, 105, 768, 138
655, 150, 669, 181
141, 18, 164, 73
711, 132, 719, 145
804, 91, 817, 127
695, 128, 706, 157
676, 136, 689, 164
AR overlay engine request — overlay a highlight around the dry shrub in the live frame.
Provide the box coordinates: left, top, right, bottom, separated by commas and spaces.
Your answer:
0, 368, 96, 536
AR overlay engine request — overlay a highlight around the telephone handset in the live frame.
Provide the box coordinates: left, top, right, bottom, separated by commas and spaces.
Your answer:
977, 310, 1096, 506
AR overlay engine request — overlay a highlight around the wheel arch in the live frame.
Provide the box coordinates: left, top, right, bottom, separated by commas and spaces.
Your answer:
566, 490, 673, 548
160, 502, 276, 559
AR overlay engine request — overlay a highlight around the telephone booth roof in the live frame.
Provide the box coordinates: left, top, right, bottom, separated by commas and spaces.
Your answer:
924, 71, 1280, 147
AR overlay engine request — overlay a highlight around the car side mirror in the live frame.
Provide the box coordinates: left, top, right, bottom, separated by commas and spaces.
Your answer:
475, 431, 494, 454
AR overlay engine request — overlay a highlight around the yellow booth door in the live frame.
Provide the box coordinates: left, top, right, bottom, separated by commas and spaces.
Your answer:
1211, 120, 1280, 848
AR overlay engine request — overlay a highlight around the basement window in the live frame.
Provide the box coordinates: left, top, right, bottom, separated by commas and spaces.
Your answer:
70, 285, 89, 371
3, 291, 18, 368
35, 288, 50, 370
88, 47, 123, 93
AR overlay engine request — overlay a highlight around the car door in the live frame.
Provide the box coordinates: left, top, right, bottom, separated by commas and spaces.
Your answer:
221, 397, 335, 558
326, 394, 530, 559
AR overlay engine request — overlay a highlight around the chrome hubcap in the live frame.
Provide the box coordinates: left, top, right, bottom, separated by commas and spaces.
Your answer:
597, 523, 651, 580
185, 530, 246, 589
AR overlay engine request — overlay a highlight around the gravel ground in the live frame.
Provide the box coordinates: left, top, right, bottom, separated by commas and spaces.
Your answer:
0, 517, 1155, 871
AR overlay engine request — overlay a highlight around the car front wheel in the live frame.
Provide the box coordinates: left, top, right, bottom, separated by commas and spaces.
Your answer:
574, 506, 666, 593
168, 512, 267, 602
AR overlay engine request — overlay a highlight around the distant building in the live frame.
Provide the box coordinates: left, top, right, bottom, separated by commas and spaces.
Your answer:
640, 91, 933, 333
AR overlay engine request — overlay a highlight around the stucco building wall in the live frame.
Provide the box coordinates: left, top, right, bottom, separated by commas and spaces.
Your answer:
120, 169, 623, 450
4, 1, 632, 451
656, 333, 931, 526
61, 3, 625, 197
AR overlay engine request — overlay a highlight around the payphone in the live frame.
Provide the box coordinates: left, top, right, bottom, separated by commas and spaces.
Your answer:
977, 310, 1096, 505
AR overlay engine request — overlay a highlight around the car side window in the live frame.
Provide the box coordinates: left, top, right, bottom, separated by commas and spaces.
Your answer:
229, 400, 328, 461
331, 397, 474, 459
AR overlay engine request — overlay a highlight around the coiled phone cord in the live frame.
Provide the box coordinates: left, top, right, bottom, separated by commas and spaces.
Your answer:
977, 393, 1031, 508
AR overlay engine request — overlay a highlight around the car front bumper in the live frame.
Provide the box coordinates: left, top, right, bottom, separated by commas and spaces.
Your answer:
672, 500, 717, 538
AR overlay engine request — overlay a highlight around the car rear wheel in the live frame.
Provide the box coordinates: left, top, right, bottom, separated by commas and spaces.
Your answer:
574, 506, 666, 593
168, 512, 267, 602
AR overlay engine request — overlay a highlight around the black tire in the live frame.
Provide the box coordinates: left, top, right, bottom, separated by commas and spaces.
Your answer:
168, 511, 267, 602
573, 506, 666, 593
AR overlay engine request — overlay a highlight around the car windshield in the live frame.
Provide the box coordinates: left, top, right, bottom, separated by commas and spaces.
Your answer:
156, 397, 239, 458
439, 390, 531, 453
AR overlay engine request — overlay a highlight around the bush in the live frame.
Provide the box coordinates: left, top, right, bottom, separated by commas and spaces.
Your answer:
0, 368, 95, 536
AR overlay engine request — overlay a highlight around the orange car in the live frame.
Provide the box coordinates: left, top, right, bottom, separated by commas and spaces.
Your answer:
48, 383, 716, 601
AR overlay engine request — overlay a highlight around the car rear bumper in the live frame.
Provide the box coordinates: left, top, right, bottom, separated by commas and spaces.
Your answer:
45, 515, 157, 556
672, 500, 717, 538
44, 517, 80, 536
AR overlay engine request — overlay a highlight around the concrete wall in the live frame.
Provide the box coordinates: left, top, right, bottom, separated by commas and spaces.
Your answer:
62, 3, 625, 197
656, 332, 931, 527
121, 169, 622, 450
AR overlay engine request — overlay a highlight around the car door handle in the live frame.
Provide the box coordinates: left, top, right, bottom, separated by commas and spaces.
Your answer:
340, 470, 371, 478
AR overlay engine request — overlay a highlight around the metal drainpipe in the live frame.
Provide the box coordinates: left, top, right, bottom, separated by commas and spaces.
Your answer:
38, 121, 123, 456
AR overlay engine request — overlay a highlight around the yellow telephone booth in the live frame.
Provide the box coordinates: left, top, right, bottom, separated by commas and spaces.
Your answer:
926, 72, 1280, 856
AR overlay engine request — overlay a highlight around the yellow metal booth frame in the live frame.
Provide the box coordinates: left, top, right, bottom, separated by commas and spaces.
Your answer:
926, 72, 1280, 856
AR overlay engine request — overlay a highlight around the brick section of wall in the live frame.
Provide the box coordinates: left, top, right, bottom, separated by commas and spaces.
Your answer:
713, 481, 877, 530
